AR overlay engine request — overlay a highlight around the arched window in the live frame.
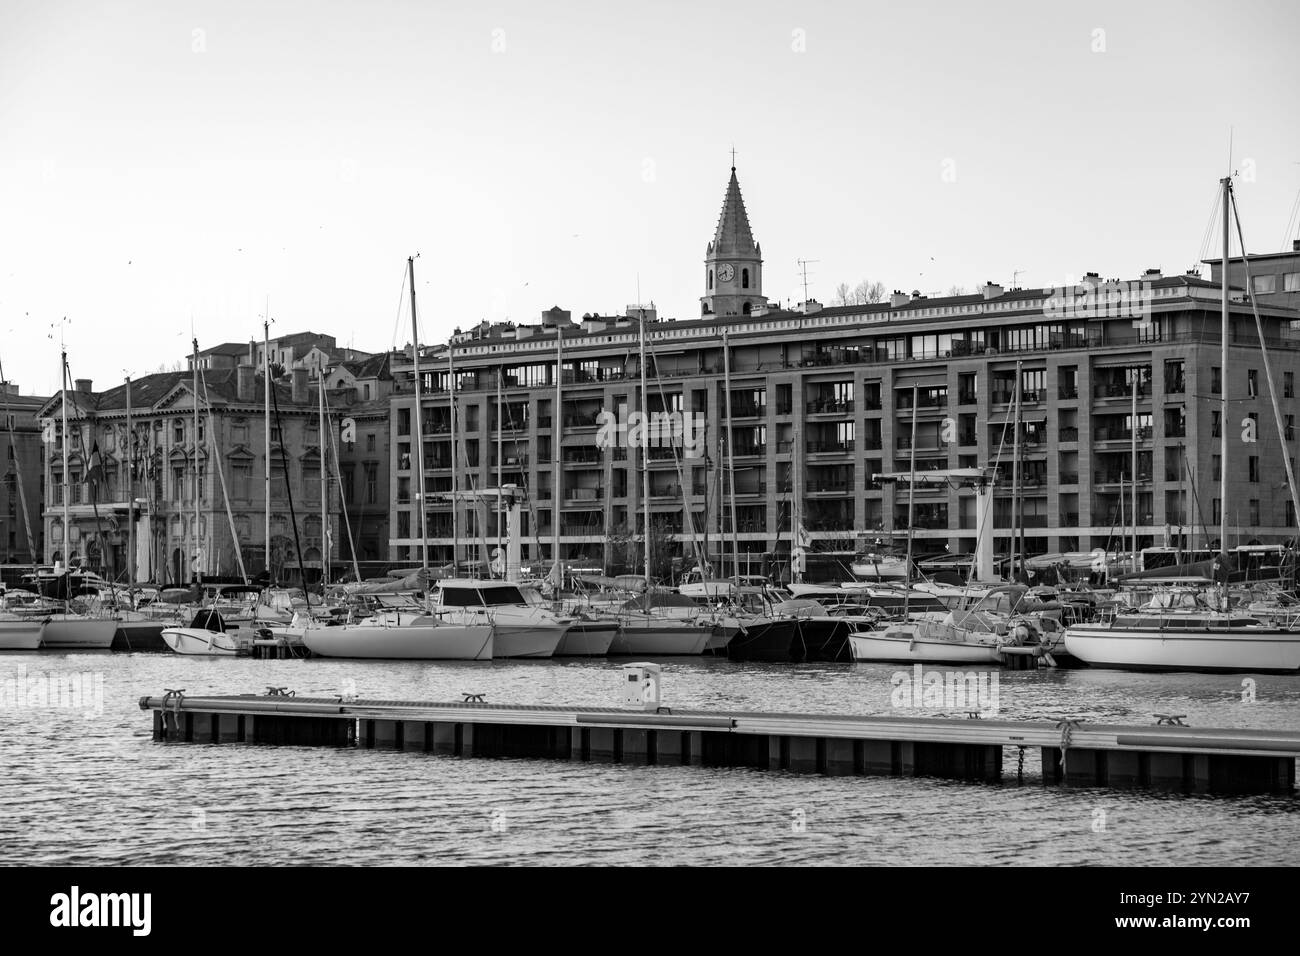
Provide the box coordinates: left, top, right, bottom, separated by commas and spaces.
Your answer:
742, 302, 752, 315
742, 268, 750, 289
708, 269, 713, 290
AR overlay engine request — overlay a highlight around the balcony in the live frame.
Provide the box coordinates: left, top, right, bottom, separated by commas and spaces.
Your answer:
806, 399, 854, 415
807, 480, 850, 494
729, 402, 766, 418
1094, 426, 1153, 443
1059, 426, 1079, 443
1058, 386, 1079, 400
1094, 470, 1153, 485
1093, 383, 1150, 400
1059, 472, 1079, 485
562, 448, 603, 465
562, 412, 601, 429
806, 440, 854, 454
957, 391, 978, 406
862, 398, 883, 412
957, 431, 977, 446
731, 445, 767, 458
565, 487, 604, 502
896, 436, 943, 452
736, 483, 768, 496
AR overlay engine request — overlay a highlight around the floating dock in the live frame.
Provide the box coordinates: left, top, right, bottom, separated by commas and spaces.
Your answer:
138, 692, 1299, 795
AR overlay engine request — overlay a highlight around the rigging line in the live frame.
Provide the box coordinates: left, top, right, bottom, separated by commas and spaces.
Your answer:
322, 384, 361, 583
197, 364, 249, 584
1195, 185, 1223, 268
1281, 184, 1300, 252
1229, 191, 1300, 540
390, 263, 413, 354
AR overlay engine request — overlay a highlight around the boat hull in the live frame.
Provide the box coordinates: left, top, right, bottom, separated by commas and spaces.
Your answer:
608, 622, 714, 656
40, 617, 119, 650
555, 622, 617, 656
726, 619, 800, 662
0, 619, 43, 650
849, 629, 1004, 664
161, 628, 242, 657
793, 618, 853, 663
112, 621, 170, 652
493, 623, 565, 659
1063, 625, 1300, 673
303, 621, 494, 660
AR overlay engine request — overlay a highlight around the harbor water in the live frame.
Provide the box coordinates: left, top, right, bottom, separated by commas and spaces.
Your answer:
3, 651, 1299, 866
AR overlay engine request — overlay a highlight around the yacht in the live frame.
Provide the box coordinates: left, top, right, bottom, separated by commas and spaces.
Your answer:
430, 579, 570, 658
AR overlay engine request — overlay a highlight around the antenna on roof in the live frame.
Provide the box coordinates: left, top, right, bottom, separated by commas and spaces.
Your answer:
796, 259, 819, 302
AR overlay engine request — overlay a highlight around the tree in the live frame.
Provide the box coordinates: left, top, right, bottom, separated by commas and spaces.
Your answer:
854, 280, 886, 304
946, 285, 969, 297
833, 282, 852, 307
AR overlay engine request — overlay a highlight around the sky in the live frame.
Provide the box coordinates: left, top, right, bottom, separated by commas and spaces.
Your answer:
2, 0, 1299, 394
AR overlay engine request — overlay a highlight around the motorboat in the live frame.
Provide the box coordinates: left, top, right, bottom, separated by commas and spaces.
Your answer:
431, 580, 569, 658
161, 610, 247, 657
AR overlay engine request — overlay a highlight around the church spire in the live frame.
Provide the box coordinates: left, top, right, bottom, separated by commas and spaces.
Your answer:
709, 166, 758, 258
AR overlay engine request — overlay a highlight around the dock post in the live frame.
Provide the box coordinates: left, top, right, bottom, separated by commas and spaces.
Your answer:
192, 712, 215, 744
402, 721, 429, 753
432, 722, 457, 755
621, 729, 650, 765
656, 730, 684, 765
588, 727, 616, 763
824, 738, 856, 776
460, 723, 475, 757
786, 736, 819, 773
686, 731, 704, 766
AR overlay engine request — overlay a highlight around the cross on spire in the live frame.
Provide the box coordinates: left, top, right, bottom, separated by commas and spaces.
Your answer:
730, 145, 736, 170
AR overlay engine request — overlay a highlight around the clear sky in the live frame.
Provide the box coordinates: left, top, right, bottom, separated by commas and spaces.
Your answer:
2, 0, 1298, 394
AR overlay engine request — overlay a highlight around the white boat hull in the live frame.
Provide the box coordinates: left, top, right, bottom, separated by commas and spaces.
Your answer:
849, 628, 1004, 664
0, 619, 43, 650
555, 623, 617, 656
609, 621, 714, 656
1063, 625, 1300, 673
161, 627, 242, 657
492, 623, 566, 658
303, 620, 494, 660
40, 617, 119, 649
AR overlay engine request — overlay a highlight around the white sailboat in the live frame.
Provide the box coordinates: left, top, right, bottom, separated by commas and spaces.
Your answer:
0, 615, 44, 650
1064, 176, 1300, 672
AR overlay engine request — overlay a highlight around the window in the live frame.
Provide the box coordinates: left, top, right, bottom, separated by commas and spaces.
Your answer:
1211, 367, 1221, 395
270, 460, 286, 499
1288, 415, 1295, 441
303, 459, 321, 503
233, 462, 252, 499
1211, 410, 1221, 437
1248, 369, 1258, 398
364, 463, 378, 505
1211, 455, 1221, 482
173, 420, 184, 443
363, 384, 371, 400
1163, 360, 1185, 394
366, 433, 376, 452
1249, 499, 1260, 526
341, 465, 354, 503
172, 466, 186, 501
1286, 371, 1295, 398
742, 268, 750, 289
1212, 498, 1222, 523
708, 269, 713, 290
1285, 272, 1300, 293
1252, 275, 1277, 295
1249, 456, 1260, 483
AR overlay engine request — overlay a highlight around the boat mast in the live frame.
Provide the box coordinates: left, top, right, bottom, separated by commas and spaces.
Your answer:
1220, 175, 1231, 558
408, 256, 429, 581
1011, 362, 1022, 581
449, 334, 458, 575
61, 349, 70, 572
903, 384, 918, 620
192, 338, 201, 585
1131, 368, 1139, 573
639, 305, 651, 589
722, 328, 739, 584
496, 365, 503, 572
552, 325, 563, 591
263, 316, 271, 581
126, 375, 134, 586
318, 362, 328, 588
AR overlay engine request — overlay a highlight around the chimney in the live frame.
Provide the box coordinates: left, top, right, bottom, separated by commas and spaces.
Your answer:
801, 299, 822, 315
237, 360, 255, 402
75, 378, 92, 394
1143, 268, 1163, 280
291, 367, 308, 404
1293, 239, 1300, 252
890, 290, 912, 308
982, 281, 1003, 300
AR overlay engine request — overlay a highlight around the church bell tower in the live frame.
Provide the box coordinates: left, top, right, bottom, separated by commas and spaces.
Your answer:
701, 164, 767, 317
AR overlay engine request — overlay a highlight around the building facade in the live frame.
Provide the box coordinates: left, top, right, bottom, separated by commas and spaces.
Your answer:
38, 365, 343, 585
1, 383, 49, 566
386, 169, 1300, 578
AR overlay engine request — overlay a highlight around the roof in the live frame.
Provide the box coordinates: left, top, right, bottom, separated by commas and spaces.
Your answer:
709, 167, 758, 257
340, 353, 392, 380
197, 342, 248, 357
41, 367, 318, 416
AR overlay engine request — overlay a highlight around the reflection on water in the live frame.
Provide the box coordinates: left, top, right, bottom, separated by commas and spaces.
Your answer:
1, 651, 1297, 865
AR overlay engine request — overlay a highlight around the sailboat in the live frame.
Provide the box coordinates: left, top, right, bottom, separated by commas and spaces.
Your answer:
1065, 176, 1300, 672
604, 304, 713, 655
40, 347, 118, 649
